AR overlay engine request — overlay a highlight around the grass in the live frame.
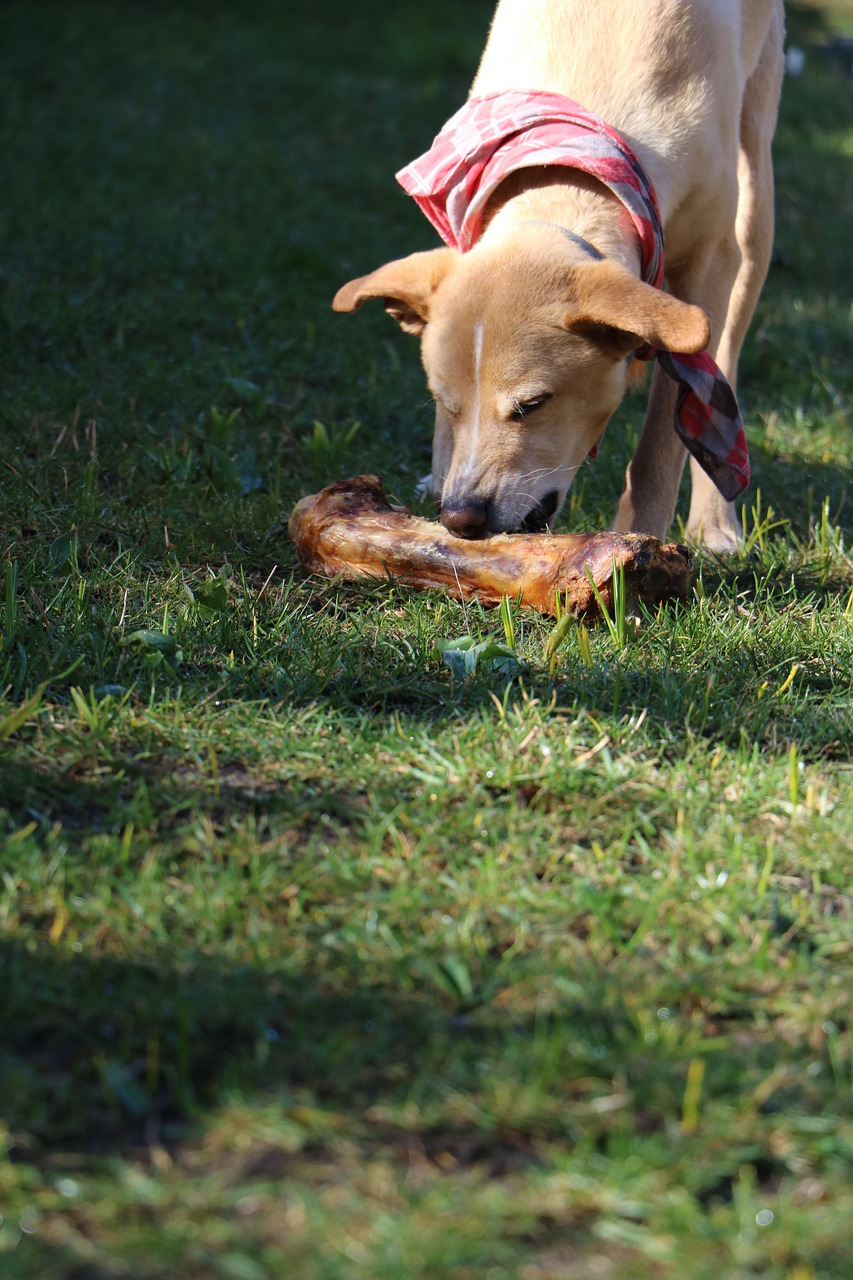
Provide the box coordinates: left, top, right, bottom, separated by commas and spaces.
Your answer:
1, 1, 853, 1277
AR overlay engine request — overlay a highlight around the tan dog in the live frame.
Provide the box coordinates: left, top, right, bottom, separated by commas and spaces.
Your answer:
333, 0, 784, 551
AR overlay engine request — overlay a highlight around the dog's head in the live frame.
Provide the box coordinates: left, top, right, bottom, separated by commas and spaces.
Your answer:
333, 226, 709, 536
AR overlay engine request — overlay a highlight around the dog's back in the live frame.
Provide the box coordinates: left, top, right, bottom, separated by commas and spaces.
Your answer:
472, 0, 781, 216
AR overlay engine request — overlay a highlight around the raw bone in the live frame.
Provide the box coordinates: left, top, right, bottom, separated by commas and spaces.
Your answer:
288, 475, 692, 618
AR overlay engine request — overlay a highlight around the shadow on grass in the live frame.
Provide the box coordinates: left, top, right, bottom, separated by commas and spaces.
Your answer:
0, 921, 788, 1162
0, 930, 443, 1276
1, 935, 435, 1156
0, 756, 827, 1176
0, 936, 607, 1278
0, 747, 801, 1169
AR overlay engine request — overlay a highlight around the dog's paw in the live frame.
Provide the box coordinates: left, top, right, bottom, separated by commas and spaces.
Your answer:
684, 519, 742, 555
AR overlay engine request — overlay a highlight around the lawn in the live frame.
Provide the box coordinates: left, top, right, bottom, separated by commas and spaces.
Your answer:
1, 2, 852, 1277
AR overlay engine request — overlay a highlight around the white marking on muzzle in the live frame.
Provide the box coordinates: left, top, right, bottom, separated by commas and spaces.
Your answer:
455, 320, 484, 492
472, 320, 483, 433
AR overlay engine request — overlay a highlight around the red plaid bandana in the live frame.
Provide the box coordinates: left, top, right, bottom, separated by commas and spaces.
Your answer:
397, 89, 749, 500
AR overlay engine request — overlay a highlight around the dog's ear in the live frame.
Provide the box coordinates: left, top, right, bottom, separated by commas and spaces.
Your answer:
332, 249, 455, 335
565, 261, 711, 355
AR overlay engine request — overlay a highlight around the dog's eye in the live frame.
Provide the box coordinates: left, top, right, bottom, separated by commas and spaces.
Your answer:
431, 392, 461, 420
509, 394, 551, 424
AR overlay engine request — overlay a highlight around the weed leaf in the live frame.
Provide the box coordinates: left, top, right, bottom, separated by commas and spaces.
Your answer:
223, 376, 265, 405
49, 531, 79, 575
434, 636, 520, 680
195, 580, 230, 613
126, 629, 182, 674
435, 955, 475, 1004
128, 630, 178, 654
204, 444, 242, 494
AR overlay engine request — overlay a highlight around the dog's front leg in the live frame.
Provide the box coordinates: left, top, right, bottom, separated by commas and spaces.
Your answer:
612, 365, 687, 543
614, 225, 748, 550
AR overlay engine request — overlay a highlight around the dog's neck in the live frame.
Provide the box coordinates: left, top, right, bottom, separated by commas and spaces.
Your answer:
478, 167, 642, 276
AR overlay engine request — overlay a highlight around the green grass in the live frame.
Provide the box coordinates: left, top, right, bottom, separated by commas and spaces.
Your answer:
2, 2, 853, 1277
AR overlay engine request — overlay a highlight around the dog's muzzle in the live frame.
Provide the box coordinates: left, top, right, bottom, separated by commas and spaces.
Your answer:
519, 489, 560, 533
440, 489, 560, 538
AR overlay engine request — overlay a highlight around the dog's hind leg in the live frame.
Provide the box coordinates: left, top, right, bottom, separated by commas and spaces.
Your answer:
685, 4, 785, 552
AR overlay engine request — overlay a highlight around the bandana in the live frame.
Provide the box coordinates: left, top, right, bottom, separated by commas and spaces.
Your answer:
396, 89, 749, 500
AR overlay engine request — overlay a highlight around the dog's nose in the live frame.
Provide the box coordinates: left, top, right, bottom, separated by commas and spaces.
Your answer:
440, 497, 490, 539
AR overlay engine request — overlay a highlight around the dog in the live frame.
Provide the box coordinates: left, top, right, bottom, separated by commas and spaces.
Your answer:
333, 0, 784, 551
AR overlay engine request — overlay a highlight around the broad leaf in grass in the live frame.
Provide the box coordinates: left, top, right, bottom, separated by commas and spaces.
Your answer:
436, 955, 475, 1004
222, 375, 265, 405
204, 444, 242, 494
434, 635, 520, 680
194, 579, 230, 613
49, 531, 79, 574
126, 629, 182, 674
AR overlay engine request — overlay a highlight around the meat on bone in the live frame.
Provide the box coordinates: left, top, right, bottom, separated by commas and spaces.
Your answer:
288, 475, 693, 619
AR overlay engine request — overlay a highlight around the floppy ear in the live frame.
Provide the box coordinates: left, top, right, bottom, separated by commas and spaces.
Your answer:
566, 260, 711, 354
332, 249, 456, 336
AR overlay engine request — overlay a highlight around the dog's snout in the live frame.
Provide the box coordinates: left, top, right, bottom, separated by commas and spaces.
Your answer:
440, 497, 490, 539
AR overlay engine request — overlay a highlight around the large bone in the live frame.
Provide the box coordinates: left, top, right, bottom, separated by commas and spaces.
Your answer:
288, 475, 692, 618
